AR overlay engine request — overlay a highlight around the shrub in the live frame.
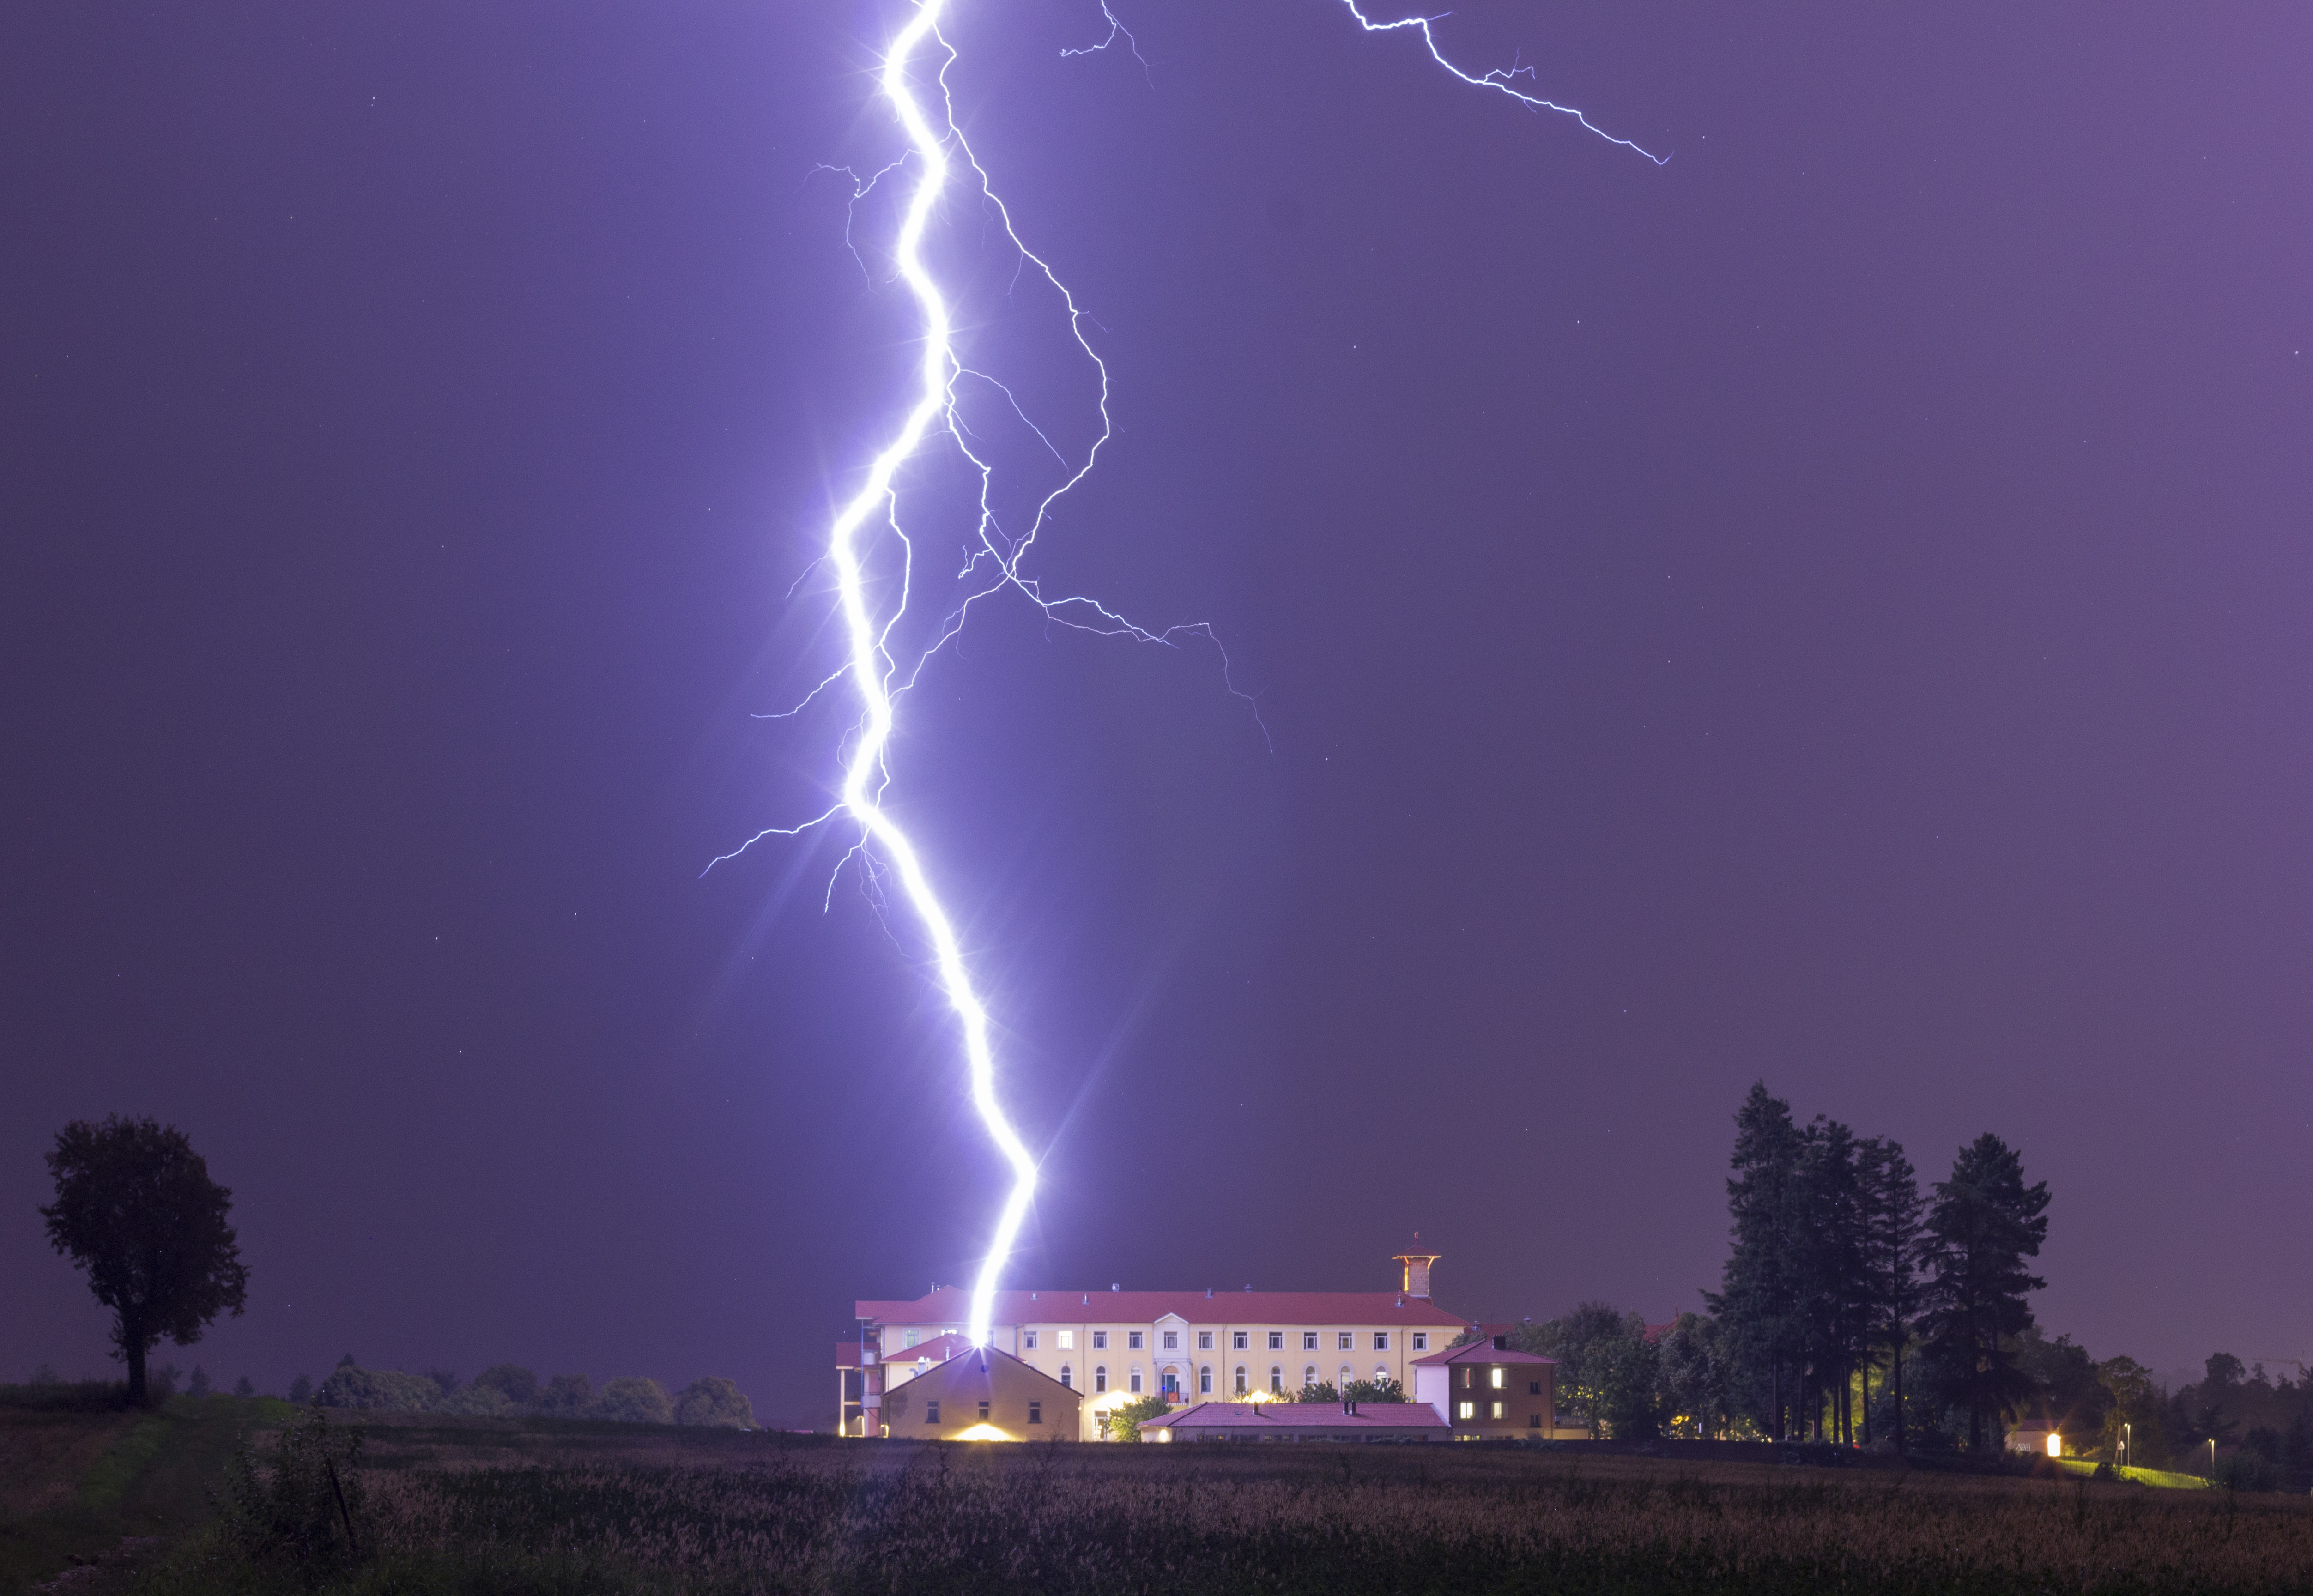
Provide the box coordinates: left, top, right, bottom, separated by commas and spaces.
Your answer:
538, 1373, 593, 1415
315, 1364, 442, 1412
214, 1406, 369, 1578
470, 1363, 539, 1406
594, 1377, 673, 1426
673, 1377, 753, 1429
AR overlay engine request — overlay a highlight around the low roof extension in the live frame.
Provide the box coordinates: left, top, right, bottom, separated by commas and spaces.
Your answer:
1140, 1401, 1447, 1432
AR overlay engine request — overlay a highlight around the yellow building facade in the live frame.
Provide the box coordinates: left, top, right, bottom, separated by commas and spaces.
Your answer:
853, 1257, 1471, 1442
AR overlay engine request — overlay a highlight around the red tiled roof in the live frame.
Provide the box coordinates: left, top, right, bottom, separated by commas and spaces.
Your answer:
1411, 1339, 1555, 1367
856, 1287, 1470, 1329
1141, 1402, 1447, 1431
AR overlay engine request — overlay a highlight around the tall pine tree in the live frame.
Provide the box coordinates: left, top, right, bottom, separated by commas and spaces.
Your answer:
1708, 1084, 1806, 1439
1919, 1133, 2049, 1451
1855, 1135, 1924, 1450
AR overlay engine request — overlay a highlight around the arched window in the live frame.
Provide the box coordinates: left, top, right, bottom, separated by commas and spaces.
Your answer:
1338, 1365, 1352, 1389
1060, 1365, 1072, 1389
1095, 1365, 1108, 1393
1302, 1365, 1317, 1390
1199, 1366, 1212, 1394
1130, 1366, 1143, 1395
1374, 1365, 1389, 1384
1234, 1366, 1247, 1395
1269, 1366, 1283, 1394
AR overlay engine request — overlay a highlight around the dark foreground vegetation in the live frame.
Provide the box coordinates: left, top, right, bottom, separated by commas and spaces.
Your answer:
115, 1412, 2313, 1596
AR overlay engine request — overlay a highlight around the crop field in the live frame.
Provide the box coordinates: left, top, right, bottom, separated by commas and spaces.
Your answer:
129, 1416, 2313, 1596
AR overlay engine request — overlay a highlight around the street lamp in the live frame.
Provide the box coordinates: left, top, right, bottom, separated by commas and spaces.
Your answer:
2121, 1421, 2131, 1470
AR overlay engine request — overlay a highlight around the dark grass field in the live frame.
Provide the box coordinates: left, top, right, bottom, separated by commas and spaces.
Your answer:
118, 1416, 2313, 1596
0, 1395, 280, 1596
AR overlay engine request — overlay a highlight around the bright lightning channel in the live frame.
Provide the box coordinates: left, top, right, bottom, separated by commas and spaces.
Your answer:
736, 1, 1660, 1354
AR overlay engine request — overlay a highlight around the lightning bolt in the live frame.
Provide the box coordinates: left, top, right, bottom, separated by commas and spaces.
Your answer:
739, 1, 1659, 1354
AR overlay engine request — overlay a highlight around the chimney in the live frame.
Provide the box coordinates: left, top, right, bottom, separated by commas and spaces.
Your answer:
1343, 1398, 1356, 1416
1492, 1335, 1508, 1352
1111, 1282, 1120, 1292
1392, 1248, 1441, 1299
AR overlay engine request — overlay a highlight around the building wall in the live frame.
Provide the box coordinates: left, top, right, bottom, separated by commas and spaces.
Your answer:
877, 1313, 1457, 1440
877, 1351, 1080, 1442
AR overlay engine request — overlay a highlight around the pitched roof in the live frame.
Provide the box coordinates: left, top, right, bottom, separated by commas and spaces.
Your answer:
1141, 1401, 1447, 1431
884, 1343, 1080, 1398
1411, 1338, 1555, 1367
856, 1286, 1470, 1329
882, 1332, 973, 1367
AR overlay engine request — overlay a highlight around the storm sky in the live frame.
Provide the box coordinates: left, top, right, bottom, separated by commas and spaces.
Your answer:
3, 2, 2307, 1422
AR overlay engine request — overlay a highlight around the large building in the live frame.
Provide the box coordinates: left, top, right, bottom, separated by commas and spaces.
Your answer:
841, 1250, 1474, 1441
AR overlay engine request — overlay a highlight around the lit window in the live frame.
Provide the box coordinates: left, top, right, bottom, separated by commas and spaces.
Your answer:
1129, 1332, 1144, 1350
1490, 1368, 1505, 1389
903, 1330, 920, 1348
1131, 1368, 1143, 1394
1060, 1365, 1072, 1389
1234, 1331, 1248, 1350
1456, 1401, 1473, 1420
1093, 1331, 1108, 1350
1095, 1366, 1108, 1393
1268, 1332, 1283, 1351
1337, 1332, 1353, 1351
979, 1400, 991, 1421
1269, 1366, 1283, 1394
1412, 1334, 1428, 1351
1029, 1402, 1043, 1425
1302, 1332, 1318, 1351
1198, 1332, 1213, 1350
1199, 1366, 1212, 1394
1490, 1401, 1503, 1419
1234, 1366, 1247, 1394
927, 1401, 941, 1424
1024, 1331, 1039, 1349
1057, 1331, 1074, 1349
1374, 1333, 1389, 1351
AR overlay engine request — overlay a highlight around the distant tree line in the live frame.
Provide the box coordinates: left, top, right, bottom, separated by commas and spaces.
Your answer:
301, 1356, 753, 1428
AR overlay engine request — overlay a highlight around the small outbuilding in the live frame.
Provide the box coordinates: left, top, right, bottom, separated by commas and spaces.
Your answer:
878, 1345, 1079, 1441
1138, 1400, 1448, 1443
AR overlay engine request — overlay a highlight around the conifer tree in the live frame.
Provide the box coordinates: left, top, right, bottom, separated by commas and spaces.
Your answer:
1919, 1133, 2049, 1451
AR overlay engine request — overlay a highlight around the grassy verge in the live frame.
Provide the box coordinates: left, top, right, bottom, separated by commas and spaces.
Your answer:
0, 1396, 271, 1596
2053, 1458, 2217, 1491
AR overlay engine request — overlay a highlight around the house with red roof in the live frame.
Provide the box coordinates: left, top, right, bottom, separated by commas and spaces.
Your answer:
1411, 1333, 1560, 1439
839, 1248, 1473, 1439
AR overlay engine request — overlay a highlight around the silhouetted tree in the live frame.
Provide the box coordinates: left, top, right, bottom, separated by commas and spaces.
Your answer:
1708, 1084, 1806, 1438
40, 1117, 248, 1405
188, 1364, 212, 1397
234, 1376, 256, 1397
288, 1373, 314, 1405
1855, 1135, 1924, 1449
471, 1365, 539, 1405
1918, 1132, 2049, 1451
595, 1376, 670, 1424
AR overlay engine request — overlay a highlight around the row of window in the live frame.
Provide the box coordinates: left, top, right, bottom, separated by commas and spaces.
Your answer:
1456, 1367, 1546, 1393
1451, 1401, 1543, 1426
920, 1399, 1044, 1426
1049, 1363, 1398, 1396
1023, 1330, 1425, 1353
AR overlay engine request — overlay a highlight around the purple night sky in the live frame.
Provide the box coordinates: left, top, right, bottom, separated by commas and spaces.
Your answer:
2, 2, 2306, 1423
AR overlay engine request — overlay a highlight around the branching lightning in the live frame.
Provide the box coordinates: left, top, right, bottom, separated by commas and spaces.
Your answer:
736, 0, 1659, 1353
